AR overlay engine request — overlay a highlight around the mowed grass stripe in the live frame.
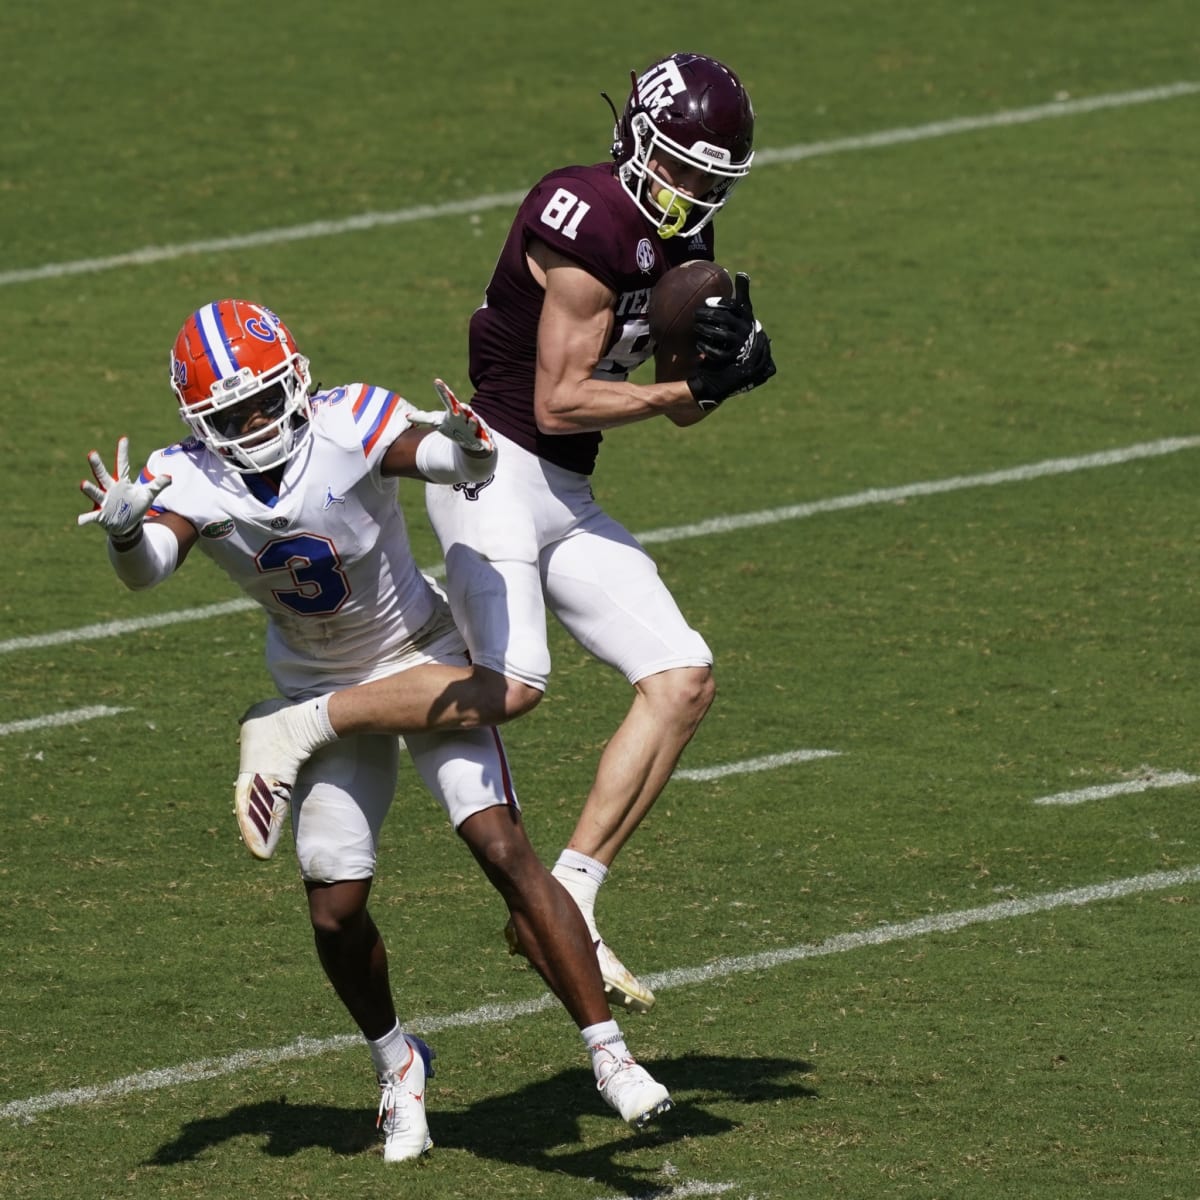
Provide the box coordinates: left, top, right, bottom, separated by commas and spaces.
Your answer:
5, 863, 1197, 1124
8, 435, 1198, 658
3, 82, 1196, 288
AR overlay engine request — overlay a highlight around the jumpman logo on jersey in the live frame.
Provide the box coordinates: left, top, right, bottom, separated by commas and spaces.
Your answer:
323, 487, 346, 510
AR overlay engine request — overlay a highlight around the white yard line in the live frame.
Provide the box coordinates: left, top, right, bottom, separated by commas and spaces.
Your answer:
0, 598, 258, 656
1032, 768, 1200, 806
4, 862, 1197, 1123
615, 1183, 737, 1200
754, 80, 1200, 166
635, 437, 1200, 546
641, 866, 1200, 994
673, 749, 841, 782
2, 82, 1195, 288
6, 435, 1198, 658
0, 705, 132, 736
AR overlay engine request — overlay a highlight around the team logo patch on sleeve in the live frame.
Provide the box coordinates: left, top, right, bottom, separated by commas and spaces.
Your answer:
201, 518, 236, 539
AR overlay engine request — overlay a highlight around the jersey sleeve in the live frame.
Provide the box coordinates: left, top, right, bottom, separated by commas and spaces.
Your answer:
519, 173, 625, 291
139, 447, 171, 516
139, 439, 225, 531
316, 382, 420, 471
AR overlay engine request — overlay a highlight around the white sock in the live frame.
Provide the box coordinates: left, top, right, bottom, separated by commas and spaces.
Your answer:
581, 1019, 629, 1076
367, 1019, 410, 1078
552, 850, 608, 941
284, 694, 338, 756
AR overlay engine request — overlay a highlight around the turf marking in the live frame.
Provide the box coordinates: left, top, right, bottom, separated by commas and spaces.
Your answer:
2, 81, 1195, 288
0, 705, 132, 736
0, 598, 258, 656
673, 749, 841, 782
1032, 768, 1200, 806
635, 437, 1200, 546
6, 435, 1199, 659
754, 80, 1200, 167
617, 1183, 737, 1200
4, 863, 1197, 1123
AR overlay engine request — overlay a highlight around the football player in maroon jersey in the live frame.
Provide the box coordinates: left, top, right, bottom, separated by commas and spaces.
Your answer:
233, 52, 775, 1017
426, 51, 777, 1011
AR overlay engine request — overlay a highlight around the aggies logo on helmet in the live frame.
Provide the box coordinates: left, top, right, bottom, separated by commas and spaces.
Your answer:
636, 59, 688, 118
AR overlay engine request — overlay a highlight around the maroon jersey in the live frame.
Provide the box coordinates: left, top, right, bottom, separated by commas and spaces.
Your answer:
467, 163, 716, 475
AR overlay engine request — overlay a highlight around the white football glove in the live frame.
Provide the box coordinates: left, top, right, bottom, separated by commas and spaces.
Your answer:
78, 436, 172, 537
407, 378, 495, 454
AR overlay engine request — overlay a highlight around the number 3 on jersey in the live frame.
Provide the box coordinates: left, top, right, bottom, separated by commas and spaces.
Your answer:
257, 533, 350, 616
540, 188, 591, 241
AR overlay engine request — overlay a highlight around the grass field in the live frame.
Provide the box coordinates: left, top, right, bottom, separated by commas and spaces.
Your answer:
2, 2, 1199, 1197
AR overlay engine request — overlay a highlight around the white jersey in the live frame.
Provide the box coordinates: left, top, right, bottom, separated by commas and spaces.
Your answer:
145, 383, 447, 695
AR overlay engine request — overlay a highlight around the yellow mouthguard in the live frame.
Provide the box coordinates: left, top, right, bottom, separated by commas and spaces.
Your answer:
654, 188, 693, 239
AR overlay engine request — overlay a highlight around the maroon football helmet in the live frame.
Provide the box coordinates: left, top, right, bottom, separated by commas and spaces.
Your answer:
611, 52, 755, 238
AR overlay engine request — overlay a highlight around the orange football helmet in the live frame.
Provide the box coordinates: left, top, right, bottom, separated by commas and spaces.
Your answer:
169, 299, 313, 473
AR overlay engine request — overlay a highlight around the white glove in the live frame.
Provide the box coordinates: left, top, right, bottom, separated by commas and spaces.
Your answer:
407, 378, 495, 454
78, 436, 172, 537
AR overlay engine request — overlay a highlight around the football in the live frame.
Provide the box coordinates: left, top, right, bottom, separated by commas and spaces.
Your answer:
648, 260, 733, 382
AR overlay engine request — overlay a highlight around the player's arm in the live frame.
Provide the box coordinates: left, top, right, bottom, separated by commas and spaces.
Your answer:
529, 240, 700, 434
106, 510, 197, 592
77, 437, 197, 590
382, 380, 496, 483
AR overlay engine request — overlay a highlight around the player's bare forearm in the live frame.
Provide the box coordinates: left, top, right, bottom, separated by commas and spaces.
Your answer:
664, 395, 711, 427
535, 375, 697, 434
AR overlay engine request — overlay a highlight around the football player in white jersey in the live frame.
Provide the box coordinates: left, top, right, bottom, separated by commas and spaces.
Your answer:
77, 299, 673, 1162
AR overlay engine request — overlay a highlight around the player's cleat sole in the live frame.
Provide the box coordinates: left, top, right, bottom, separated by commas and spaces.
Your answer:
234, 772, 290, 860
378, 1035, 435, 1162
595, 940, 656, 1014
594, 1048, 673, 1128
504, 918, 657, 1013
234, 699, 303, 860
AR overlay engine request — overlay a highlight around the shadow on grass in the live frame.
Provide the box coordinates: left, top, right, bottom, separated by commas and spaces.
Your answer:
148, 1052, 816, 1191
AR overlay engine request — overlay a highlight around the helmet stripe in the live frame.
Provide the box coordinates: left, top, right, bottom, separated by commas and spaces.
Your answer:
196, 302, 240, 379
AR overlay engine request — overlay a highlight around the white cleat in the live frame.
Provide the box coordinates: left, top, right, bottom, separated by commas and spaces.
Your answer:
503, 919, 657, 1014
594, 1047, 673, 1128
378, 1035, 435, 1162
234, 699, 303, 860
595, 940, 657, 1014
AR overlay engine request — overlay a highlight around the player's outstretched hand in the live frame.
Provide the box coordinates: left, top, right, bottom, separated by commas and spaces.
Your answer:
688, 272, 777, 412
407, 379, 495, 454
78, 437, 171, 537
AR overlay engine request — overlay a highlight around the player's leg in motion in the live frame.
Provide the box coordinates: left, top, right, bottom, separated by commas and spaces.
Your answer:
294, 737, 434, 1162
234, 665, 534, 859
542, 515, 716, 1014
406, 726, 673, 1128
425, 519, 672, 1014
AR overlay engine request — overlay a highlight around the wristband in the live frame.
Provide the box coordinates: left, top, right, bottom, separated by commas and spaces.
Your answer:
107, 520, 179, 591
415, 432, 496, 484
